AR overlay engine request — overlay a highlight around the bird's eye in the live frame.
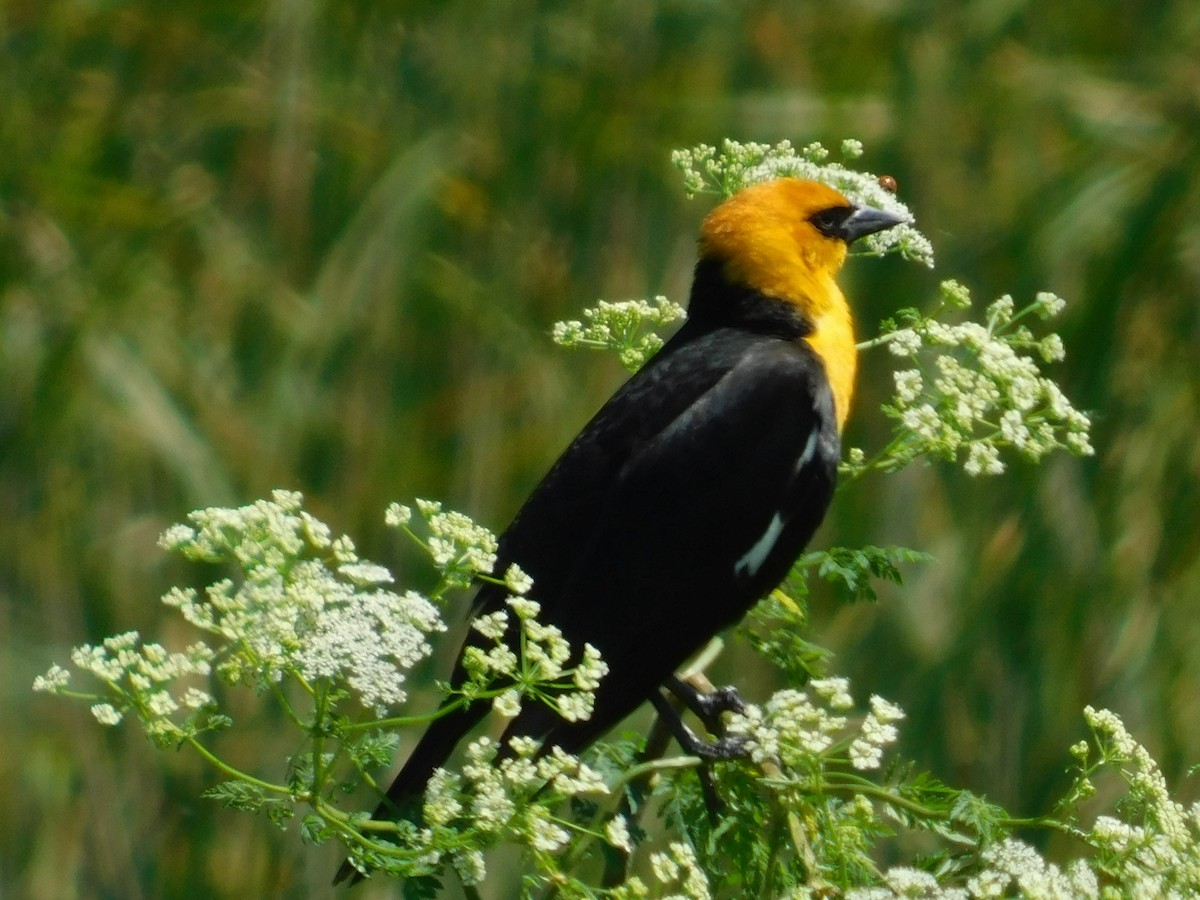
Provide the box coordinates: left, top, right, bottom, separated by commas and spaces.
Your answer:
809, 206, 854, 239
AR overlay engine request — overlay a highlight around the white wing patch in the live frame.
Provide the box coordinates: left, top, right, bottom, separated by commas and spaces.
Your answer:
736, 429, 821, 579
793, 429, 819, 474
735, 511, 786, 578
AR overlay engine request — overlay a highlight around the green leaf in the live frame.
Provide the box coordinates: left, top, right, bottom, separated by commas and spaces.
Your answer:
300, 813, 333, 844
264, 801, 294, 830
741, 590, 833, 685
795, 545, 932, 603
349, 730, 401, 771
203, 780, 266, 813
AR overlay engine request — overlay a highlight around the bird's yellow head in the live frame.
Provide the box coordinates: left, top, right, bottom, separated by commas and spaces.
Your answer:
697, 178, 905, 430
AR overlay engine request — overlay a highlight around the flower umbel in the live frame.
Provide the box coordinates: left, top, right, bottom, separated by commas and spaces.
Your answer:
850, 282, 1093, 479
159, 490, 446, 714
552, 295, 686, 372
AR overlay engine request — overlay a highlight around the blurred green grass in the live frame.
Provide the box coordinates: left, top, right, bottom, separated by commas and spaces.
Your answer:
3, 1, 1199, 896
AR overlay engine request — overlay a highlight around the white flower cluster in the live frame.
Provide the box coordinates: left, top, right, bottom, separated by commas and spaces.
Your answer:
871, 283, 1093, 477
34, 629, 214, 743
847, 839, 1099, 899
417, 734, 612, 880
606, 814, 634, 853
160, 490, 446, 713
671, 139, 935, 268
1078, 706, 1200, 893
726, 678, 903, 773
849, 695, 907, 771
628, 844, 710, 897
852, 838, 1101, 899
972, 839, 1098, 899
462, 594, 609, 722
552, 295, 686, 372
405, 498, 500, 589
848, 706, 1200, 899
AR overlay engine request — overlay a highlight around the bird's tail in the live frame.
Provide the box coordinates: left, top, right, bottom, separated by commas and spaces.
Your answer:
333, 702, 489, 886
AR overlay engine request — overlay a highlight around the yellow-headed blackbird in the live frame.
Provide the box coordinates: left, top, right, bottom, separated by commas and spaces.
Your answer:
337, 178, 905, 883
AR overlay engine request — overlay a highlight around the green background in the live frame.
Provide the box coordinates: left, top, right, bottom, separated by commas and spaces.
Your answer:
3, 2, 1198, 897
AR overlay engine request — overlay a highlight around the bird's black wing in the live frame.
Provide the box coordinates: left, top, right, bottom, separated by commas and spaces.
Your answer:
475, 322, 745, 615
493, 329, 840, 749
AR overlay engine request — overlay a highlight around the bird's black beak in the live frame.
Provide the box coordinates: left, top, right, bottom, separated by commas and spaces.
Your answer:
811, 204, 909, 244
840, 205, 908, 244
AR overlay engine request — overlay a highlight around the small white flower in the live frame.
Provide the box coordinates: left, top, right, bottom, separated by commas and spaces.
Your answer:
423, 769, 463, 827
573, 643, 609, 691
472, 610, 509, 641
331, 535, 358, 565
384, 502, 412, 527
91, 703, 124, 726
893, 369, 924, 405
939, 279, 972, 309
551, 759, 609, 796
849, 737, 883, 770
900, 404, 943, 442
1066, 430, 1094, 456
507, 597, 541, 621
648, 842, 710, 899
146, 690, 179, 717
182, 688, 213, 709
493, 689, 521, 718
651, 850, 680, 884
452, 849, 486, 886
606, 815, 634, 853
988, 293, 1015, 324
157, 523, 196, 551
868, 695, 906, 723
527, 814, 570, 852
964, 441, 1004, 477
508, 735, 539, 758
1084, 706, 1139, 757
1039, 333, 1065, 362
33, 664, 71, 693
557, 691, 595, 723
999, 409, 1031, 450
1034, 291, 1066, 318
504, 563, 533, 595
811, 677, 853, 710
301, 512, 332, 548
882, 866, 939, 895
483, 644, 519, 676
888, 328, 922, 356
499, 755, 539, 790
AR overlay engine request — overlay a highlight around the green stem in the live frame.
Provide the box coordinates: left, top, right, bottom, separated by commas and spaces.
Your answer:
184, 736, 291, 796
268, 673, 308, 728
856, 332, 902, 351
821, 776, 1089, 842
839, 431, 914, 485
345, 696, 472, 733
311, 681, 331, 801
610, 754, 703, 792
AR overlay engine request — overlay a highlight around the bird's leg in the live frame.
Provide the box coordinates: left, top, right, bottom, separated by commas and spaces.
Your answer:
648, 696, 729, 830
665, 675, 747, 732
649, 691, 747, 760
